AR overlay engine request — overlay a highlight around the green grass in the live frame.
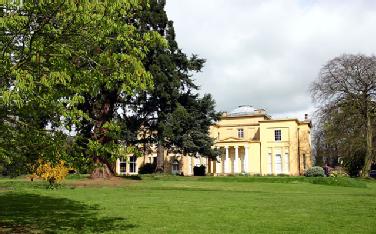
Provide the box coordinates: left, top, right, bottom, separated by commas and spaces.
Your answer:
144, 175, 368, 188
0, 176, 375, 233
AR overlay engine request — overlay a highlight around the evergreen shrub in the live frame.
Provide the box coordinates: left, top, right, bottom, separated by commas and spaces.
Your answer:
193, 165, 206, 176
138, 163, 156, 174
304, 166, 325, 177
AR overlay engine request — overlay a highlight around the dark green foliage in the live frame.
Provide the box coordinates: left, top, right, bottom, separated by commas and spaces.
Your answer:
127, 0, 220, 168
312, 97, 370, 175
0, 1, 164, 173
163, 94, 220, 157
138, 163, 156, 174
343, 149, 366, 177
0, 0, 218, 174
304, 166, 325, 177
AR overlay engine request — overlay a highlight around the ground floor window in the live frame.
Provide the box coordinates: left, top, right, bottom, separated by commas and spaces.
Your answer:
284, 153, 289, 174
120, 158, 127, 174
129, 156, 137, 173
267, 153, 272, 174
275, 154, 282, 174
172, 160, 179, 173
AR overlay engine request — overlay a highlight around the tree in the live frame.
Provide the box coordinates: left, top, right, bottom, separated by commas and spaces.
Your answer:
311, 54, 376, 177
1, 1, 165, 176
125, 0, 218, 171
312, 98, 368, 176
162, 93, 220, 158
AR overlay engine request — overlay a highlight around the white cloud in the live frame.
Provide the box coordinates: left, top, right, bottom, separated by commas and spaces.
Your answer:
166, 0, 376, 118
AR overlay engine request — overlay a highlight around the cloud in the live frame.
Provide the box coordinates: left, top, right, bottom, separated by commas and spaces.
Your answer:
165, 0, 376, 118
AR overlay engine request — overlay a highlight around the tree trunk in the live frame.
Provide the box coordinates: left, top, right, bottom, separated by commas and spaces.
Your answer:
90, 90, 117, 178
90, 157, 114, 179
155, 142, 164, 173
361, 112, 373, 177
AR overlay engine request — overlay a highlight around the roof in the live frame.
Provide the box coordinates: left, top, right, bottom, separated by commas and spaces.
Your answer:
228, 105, 258, 116
259, 118, 312, 127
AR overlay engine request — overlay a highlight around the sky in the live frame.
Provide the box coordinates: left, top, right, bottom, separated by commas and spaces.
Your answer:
165, 0, 376, 120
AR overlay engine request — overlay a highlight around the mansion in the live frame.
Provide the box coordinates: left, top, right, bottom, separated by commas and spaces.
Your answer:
115, 105, 312, 176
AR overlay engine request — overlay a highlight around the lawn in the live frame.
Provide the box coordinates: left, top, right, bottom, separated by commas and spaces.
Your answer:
0, 176, 375, 233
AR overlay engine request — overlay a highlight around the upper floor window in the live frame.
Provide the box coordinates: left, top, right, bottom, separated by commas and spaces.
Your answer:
238, 128, 244, 138
275, 130, 281, 141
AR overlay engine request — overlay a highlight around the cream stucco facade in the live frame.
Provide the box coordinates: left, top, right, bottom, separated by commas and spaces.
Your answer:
115, 106, 312, 176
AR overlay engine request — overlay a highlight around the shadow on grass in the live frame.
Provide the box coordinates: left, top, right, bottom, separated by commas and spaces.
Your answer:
120, 175, 142, 180
0, 192, 136, 233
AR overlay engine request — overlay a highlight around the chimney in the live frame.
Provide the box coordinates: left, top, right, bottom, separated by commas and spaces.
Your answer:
304, 114, 308, 120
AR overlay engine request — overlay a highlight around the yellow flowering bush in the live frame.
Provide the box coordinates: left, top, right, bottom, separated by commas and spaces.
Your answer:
34, 160, 69, 187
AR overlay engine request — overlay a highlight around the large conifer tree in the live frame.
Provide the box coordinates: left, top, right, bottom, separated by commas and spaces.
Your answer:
126, 0, 220, 171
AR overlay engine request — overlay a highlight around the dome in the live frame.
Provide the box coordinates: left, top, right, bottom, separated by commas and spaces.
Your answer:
228, 105, 257, 116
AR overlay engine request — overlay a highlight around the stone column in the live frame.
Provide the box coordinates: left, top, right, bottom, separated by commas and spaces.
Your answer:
225, 146, 229, 174
244, 145, 249, 173
234, 146, 239, 173
271, 148, 275, 175
115, 158, 121, 175
188, 155, 192, 175
206, 157, 210, 174
215, 147, 221, 175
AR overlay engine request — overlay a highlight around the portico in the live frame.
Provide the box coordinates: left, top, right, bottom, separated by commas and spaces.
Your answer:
212, 144, 251, 175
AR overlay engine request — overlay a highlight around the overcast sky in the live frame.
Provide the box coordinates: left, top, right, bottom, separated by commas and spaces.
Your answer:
165, 0, 376, 119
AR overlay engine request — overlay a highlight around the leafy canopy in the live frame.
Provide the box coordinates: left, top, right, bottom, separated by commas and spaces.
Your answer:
0, 0, 166, 172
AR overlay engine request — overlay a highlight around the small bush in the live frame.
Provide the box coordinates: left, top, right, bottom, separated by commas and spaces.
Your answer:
138, 163, 156, 174
193, 165, 206, 176
329, 168, 349, 177
34, 160, 69, 188
304, 166, 325, 177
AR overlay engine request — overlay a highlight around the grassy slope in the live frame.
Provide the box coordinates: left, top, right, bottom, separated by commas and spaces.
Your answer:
0, 176, 375, 234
